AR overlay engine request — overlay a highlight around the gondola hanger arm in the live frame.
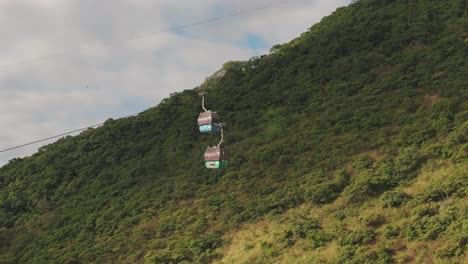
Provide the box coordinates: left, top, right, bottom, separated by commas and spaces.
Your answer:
217, 124, 224, 147
199, 92, 208, 112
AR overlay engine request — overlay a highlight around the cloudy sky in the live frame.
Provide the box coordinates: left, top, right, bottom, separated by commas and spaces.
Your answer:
0, 0, 351, 166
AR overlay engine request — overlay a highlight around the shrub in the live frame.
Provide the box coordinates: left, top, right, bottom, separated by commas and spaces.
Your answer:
307, 170, 350, 204
359, 213, 386, 227
435, 218, 468, 258
403, 209, 452, 241
381, 191, 411, 208
393, 147, 423, 176
345, 172, 392, 202
342, 246, 394, 264
338, 245, 357, 260
421, 168, 467, 202
307, 182, 343, 204
291, 218, 320, 238
282, 230, 295, 247
260, 241, 278, 257
352, 156, 374, 171
287, 217, 331, 248
435, 242, 463, 259
383, 225, 400, 239
334, 211, 347, 221
378, 148, 422, 185
307, 230, 331, 248
339, 228, 376, 246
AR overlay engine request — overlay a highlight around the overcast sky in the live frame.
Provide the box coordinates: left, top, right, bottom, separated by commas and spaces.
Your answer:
0, 0, 351, 166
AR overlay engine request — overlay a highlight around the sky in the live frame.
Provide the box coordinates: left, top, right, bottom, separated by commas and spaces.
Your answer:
0, 0, 351, 166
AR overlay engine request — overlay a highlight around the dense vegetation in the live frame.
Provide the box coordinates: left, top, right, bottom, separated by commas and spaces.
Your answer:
0, 0, 467, 263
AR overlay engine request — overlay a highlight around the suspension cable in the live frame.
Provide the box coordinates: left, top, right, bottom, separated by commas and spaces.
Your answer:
217, 124, 224, 147
0, 113, 139, 153
199, 92, 208, 112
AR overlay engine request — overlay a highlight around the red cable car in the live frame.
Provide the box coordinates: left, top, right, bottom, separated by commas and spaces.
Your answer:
197, 111, 221, 133
197, 92, 222, 133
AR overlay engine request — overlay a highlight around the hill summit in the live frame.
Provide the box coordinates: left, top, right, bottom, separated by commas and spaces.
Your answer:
0, 0, 467, 263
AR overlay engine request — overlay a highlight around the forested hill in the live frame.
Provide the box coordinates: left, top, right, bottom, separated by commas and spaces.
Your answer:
1, 0, 467, 263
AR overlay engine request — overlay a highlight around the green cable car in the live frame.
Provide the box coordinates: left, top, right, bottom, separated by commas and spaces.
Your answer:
204, 146, 228, 169
203, 122, 228, 169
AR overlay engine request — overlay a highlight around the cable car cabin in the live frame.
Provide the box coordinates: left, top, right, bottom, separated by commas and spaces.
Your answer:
198, 111, 221, 133
204, 146, 228, 169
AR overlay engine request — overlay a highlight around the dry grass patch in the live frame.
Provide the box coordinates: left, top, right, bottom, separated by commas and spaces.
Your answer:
217, 204, 332, 263
278, 242, 339, 264
422, 93, 441, 108
397, 240, 451, 264
403, 160, 453, 196
358, 149, 386, 161
217, 219, 285, 263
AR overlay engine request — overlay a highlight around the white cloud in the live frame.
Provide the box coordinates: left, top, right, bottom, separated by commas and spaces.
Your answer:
0, 0, 351, 166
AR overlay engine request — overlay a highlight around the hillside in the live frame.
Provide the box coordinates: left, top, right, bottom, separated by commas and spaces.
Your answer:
0, 0, 467, 263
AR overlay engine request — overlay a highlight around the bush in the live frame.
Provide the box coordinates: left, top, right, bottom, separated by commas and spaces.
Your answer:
352, 156, 374, 171
307, 230, 331, 249
403, 211, 452, 240
377, 148, 422, 185
287, 217, 331, 248
381, 191, 411, 208
383, 225, 400, 239
338, 245, 357, 260
345, 172, 392, 202
291, 218, 320, 238
342, 245, 394, 264
306, 170, 350, 204
421, 168, 467, 202
409, 204, 438, 218
334, 211, 347, 221
394, 147, 423, 176
339, 228, 376, 246
359, 213, 386, 227
435, 242, 463, 259
260, 242, 279, 257
307, 182, 342, 204
435, 218, 468, 258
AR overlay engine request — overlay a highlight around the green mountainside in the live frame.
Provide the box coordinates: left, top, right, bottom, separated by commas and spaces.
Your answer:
1, 0, 467, 263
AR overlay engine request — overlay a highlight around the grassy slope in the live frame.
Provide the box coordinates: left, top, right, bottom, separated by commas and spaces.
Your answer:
218, 161, 467, 263
0, 0, 467, 263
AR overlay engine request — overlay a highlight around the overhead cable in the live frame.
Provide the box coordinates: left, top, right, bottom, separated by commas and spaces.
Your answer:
0, 113, 139, 153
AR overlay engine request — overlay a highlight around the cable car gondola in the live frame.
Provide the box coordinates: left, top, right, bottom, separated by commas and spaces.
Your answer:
198, 111, 221, 133
204, 146, 228, 169
197, 92, 221, 133
203, 124, 228, 169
